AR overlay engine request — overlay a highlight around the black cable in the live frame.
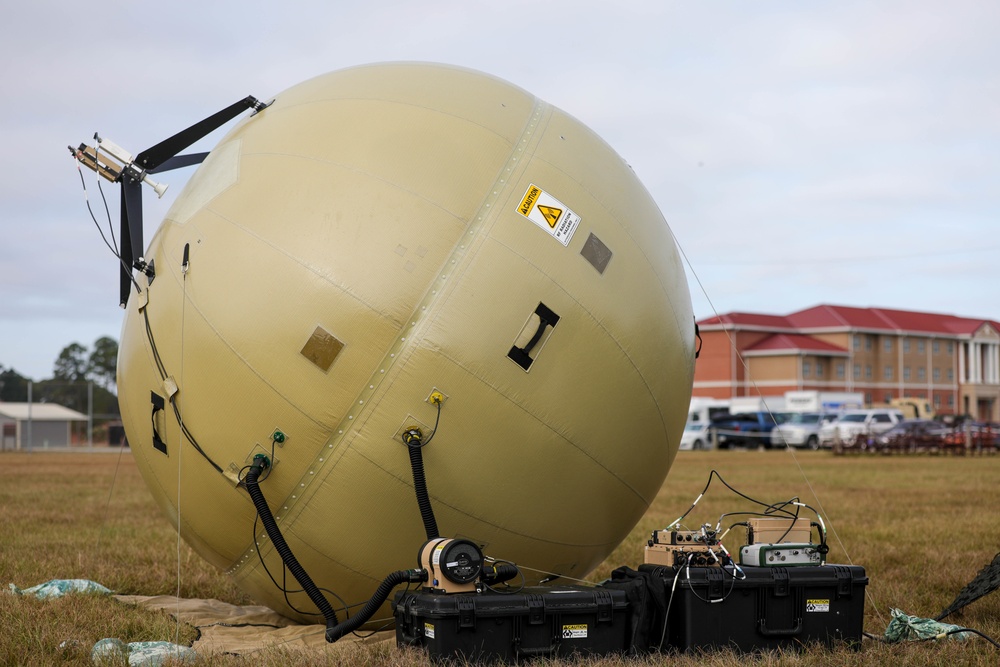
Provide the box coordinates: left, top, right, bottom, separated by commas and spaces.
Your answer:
711, 472, 797, 518
422, 400, 442, 446
670, 470, 798, 530
865, 627, 1000, 649
244, 456, 339, 634
92, 144, 120, 258
169, 397, 223, 474
142, 304, 168, 380
74, 157, 140, 295
351, 614, 398, 640
918, 627, 1000, 649
247, 504, 350, 620
141, 300, 224, 473
482, 562, 525, 595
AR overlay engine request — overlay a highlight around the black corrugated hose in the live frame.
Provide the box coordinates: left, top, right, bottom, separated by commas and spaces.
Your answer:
404, 430, 440, 540
483, 563, 520, 585
325, 568, 427, 643
244, 456, 339, 633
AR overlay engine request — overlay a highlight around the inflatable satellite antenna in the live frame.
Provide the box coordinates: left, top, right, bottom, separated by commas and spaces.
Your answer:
71, 63, 696, 631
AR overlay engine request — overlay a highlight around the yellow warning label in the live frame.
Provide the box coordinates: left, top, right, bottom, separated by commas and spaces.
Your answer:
518, 185, 542, 216
538, 205, 562, 228
516, 183, 581, 247
562, 623, 588, 639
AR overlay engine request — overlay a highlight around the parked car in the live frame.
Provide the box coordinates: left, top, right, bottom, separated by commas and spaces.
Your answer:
818, 409, 904, 447
770, 412, 839, 450
709, 411, 788, 449
872, 419, 951, 450
679, 422, 710, 451
941, 421, 1000, 450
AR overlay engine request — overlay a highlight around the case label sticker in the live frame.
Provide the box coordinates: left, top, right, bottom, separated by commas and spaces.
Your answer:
424, 622, 435, 638
517, 184, 581, 247
806, 599, 830, 612
562, 624, 588, 639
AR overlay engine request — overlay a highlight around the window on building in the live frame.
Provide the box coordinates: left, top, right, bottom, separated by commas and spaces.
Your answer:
934, 394, 942, 408
948, 395, 955, 408
865, 365, 873, 379
802, 361, 811, 377
884, 393, 892, 403
903, 339, 911, 353
816, 363, 824, 378
884, 338, 892, 353
865, 336, 873, 351
933, 367, 941, 381
854, 364, 861, 379
918, 367, 926, 380
853, 335, 861, 351
947, 368, 954, 381
933, 340, 940, 354
836, 362, 845, 379
884, 366, 893, 380
947, 341, 954, 354
918, 340, 925, 353
864, 392, 872, 404
903, 367, 911, 381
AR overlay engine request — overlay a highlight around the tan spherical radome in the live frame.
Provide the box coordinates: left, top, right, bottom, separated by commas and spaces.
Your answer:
117, 62, 695, 623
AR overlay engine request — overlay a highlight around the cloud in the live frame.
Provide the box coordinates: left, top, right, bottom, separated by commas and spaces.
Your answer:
3, 0, 1000, 379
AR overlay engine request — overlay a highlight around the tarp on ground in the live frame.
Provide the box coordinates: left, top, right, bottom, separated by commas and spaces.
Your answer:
115, 595, 394, 656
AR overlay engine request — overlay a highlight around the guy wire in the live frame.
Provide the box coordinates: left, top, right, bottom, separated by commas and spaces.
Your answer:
670, 227, 887, 626
174, 258, 191, 646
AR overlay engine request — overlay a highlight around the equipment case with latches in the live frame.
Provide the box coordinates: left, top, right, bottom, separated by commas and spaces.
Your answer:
392, 585, 629, 663
640, 563, 867, 652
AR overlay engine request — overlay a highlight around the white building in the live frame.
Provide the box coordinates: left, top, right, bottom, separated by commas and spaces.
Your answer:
0, 402, 88, 450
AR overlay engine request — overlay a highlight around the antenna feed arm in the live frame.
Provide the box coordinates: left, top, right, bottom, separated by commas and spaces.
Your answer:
71, 135, 169, 197
122, 162, 169, 198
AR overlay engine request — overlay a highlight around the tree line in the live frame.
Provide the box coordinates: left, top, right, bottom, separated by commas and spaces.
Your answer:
0, 336, 120, 418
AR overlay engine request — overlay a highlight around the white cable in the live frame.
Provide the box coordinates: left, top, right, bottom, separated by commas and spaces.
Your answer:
174, 264, 191, 645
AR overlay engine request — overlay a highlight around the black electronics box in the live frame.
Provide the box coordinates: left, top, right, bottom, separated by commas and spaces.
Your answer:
393, 585, 629, 663
640, 563, 867, 652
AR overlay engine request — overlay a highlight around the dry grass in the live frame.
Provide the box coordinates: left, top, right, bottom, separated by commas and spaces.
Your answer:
2, 448, 999, 666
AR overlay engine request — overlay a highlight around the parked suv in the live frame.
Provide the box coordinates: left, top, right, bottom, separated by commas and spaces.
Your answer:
770, 411, 838, 450
818, 409, 904, 447
709, 411, 788, 449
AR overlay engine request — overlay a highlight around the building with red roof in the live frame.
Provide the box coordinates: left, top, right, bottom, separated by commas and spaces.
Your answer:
695, 305, 1000, 420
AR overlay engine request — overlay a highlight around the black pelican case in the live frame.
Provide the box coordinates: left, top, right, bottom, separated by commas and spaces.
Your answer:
631, 563, 868, 652
392, 585, 629, 662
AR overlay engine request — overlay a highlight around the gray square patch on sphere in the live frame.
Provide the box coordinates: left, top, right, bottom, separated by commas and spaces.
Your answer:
580, 232, 612, 274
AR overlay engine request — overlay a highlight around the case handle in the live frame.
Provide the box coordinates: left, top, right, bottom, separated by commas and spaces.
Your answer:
515, 644, 558, 658
756, 585, 804, 637
757, 617, 803, 637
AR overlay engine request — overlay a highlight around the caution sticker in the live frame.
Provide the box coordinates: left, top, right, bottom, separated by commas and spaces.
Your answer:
562, 624, 588, 639
517, 184, 581, 247
424, 622, 435, 638
806, 599, 830, 613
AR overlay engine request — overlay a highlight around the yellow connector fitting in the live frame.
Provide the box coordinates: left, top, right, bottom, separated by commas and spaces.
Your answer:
426, 388, 447, 405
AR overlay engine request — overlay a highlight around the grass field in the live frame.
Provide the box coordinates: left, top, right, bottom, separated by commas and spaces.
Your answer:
2, 448, 998, 666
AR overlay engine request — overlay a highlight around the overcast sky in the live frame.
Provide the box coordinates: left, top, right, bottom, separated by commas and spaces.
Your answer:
2, 1, 998, 381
